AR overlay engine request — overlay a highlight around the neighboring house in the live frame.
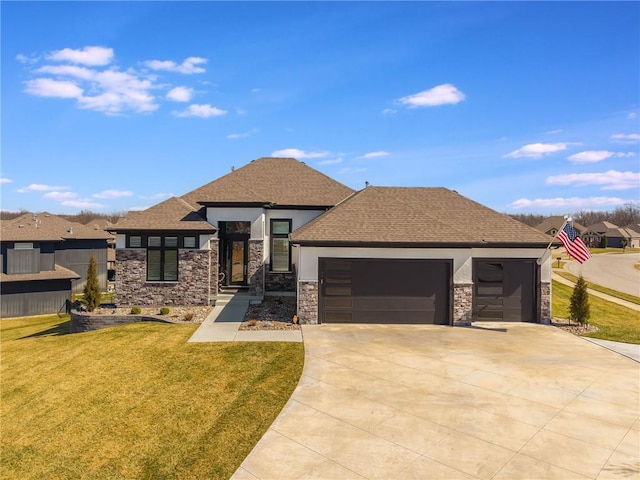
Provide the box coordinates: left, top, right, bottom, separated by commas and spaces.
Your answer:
534, 216, 586, 238
625, 224, 640, 248
0, 213, 110, 317
113, 157, 554, 325
585, 221, 632, 248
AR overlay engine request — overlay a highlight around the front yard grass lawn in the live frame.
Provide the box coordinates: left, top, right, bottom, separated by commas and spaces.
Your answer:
1, 315, 304, 480
552, 280, 640, 344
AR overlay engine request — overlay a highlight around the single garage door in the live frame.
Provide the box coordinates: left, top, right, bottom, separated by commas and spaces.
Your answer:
319, 258, 451, 324
473, 259, 537, 322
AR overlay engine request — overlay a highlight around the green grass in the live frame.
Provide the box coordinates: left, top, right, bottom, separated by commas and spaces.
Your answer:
554, 271, 640, 305
1, 316, 304, 480
552, 280, 640, 344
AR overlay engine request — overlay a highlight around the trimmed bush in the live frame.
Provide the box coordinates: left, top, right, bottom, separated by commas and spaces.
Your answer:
83, 256, 101, 312
569, 275, 590, 325
159, 307, 170, 316
130, 307, 142, 315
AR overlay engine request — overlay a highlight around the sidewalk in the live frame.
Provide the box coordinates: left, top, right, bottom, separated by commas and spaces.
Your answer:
188, 292, 303, 343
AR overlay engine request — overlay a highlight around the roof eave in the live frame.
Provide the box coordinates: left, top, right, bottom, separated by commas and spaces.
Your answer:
291, 240, 554, 249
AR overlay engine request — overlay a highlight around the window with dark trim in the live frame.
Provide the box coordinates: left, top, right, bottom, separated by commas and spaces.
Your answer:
270, 219, 292, 272
147, 236, 178, 281
183, 236, 196, 248
128, 235, 142, 248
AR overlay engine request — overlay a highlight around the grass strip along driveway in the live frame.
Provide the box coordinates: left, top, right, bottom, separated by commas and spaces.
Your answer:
1, 316, 304, 480
553, 280, 640, 344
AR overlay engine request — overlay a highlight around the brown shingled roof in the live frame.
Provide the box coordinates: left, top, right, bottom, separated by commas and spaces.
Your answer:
535, 216, 586, 235
0, 264, 81, 282
1, 212, 112, 242
181, 157, 354, 207
291, 187, 554, 246
112, 197, 215, 232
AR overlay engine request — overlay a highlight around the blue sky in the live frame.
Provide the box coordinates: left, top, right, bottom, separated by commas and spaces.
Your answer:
1, 1, 638, 215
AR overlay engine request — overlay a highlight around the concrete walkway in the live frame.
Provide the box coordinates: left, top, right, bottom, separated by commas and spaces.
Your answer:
188, 293, 302, 343
233, 323, 640, 480
583, 337, 640, 363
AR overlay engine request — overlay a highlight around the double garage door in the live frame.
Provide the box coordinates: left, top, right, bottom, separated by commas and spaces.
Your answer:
319, 258, 451, 324
318, 257, 537, 324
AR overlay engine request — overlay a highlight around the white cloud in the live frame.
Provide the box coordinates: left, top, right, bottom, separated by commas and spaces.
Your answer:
509, 196, 628, 210
16, 53, 38, 64
251, 88, 261, 93
24, 78, 83, 98
227, 128, 258, 139
567, 150, 635, 163
504, 142, 577, 159
398, 83, 465, 108
610, 133, 640, 143
628, 112, 638, 120
546, 170, 639, 190
271, 148, 330, 159
47, 46, 114, 66
382, 108, 397, 115
93, 189, 133, 199
166, 86, 194, 102
175, 104, 227, 118
17, 184, 69, 193
61, 199, 105, 209
43, 191, 77, 200
30, 65, 158, 114
127, 205, 150, 211
318, 158, 343, 165
546, 129, 563, 135
358, 151, 389, 159
144, 56, 207, 74
0, 178, 13, 184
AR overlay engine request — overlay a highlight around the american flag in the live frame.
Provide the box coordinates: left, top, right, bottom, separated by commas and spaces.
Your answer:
557, 223, 591, 263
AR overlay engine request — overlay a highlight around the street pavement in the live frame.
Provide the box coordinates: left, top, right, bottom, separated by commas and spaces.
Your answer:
565, 252, 640, 297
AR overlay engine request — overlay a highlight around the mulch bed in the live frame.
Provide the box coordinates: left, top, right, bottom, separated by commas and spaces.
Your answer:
92, 305, 213, 323
552, 318, 599, 335
240, 296, 300, 331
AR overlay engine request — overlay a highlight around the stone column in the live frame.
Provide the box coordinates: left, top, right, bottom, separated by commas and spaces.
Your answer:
298, 281, 318, 324
210, 239, 219, 298
540, 282, 551, 324
248, 239, 264, 296
453, 283, 473, 326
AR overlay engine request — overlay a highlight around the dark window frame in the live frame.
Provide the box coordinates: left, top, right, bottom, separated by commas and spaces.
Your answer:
270, 219, 292, 273
146, 236, 179, 282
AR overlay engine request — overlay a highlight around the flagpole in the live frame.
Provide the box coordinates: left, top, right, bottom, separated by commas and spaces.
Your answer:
537, 215, 570, 265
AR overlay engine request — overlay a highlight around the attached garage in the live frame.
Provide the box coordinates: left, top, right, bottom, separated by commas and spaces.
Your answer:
473, 259, 537, 322
319, 258, 451, 324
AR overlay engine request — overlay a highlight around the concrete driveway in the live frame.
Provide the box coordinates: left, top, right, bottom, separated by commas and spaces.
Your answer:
233, 323, 639, 480
566, 252, 640, 297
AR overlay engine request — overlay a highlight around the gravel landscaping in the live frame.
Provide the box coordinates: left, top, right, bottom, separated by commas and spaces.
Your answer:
91, 305, 213, 323
240, 296, 300, 331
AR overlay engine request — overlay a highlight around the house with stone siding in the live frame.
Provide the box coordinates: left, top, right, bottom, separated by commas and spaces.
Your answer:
113, 157, 554, 325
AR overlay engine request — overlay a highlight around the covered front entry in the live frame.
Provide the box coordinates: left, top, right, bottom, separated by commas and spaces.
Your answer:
218, 221, 250, 287
318, 258, 451, 324
473, 259, 537, 322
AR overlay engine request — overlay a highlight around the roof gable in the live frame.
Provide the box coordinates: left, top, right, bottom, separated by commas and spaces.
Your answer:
113, 197, 214, 232
292, 187, 553, 246
181, 157, 354, 207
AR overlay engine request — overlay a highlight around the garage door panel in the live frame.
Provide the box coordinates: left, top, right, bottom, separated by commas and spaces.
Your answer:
319, 258, 450, 325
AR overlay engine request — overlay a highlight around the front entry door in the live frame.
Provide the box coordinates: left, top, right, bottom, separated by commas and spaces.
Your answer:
224, 235, 249, 286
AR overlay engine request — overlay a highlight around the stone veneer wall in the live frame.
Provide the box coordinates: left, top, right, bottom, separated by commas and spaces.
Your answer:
453, 283, 473, 326
265, 267, 296, 292
540, 282, 551, 324
248, 240, 264, 296
297, 281, 318, 324
116, 249, 211, 306
209, 239, 219, 296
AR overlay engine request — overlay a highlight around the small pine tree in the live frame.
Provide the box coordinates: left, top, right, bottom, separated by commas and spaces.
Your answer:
569, 275, 590, 325
83, 255, 101, 312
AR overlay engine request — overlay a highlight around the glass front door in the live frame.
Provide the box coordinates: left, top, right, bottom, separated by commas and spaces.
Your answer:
230, 239, 247, 284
